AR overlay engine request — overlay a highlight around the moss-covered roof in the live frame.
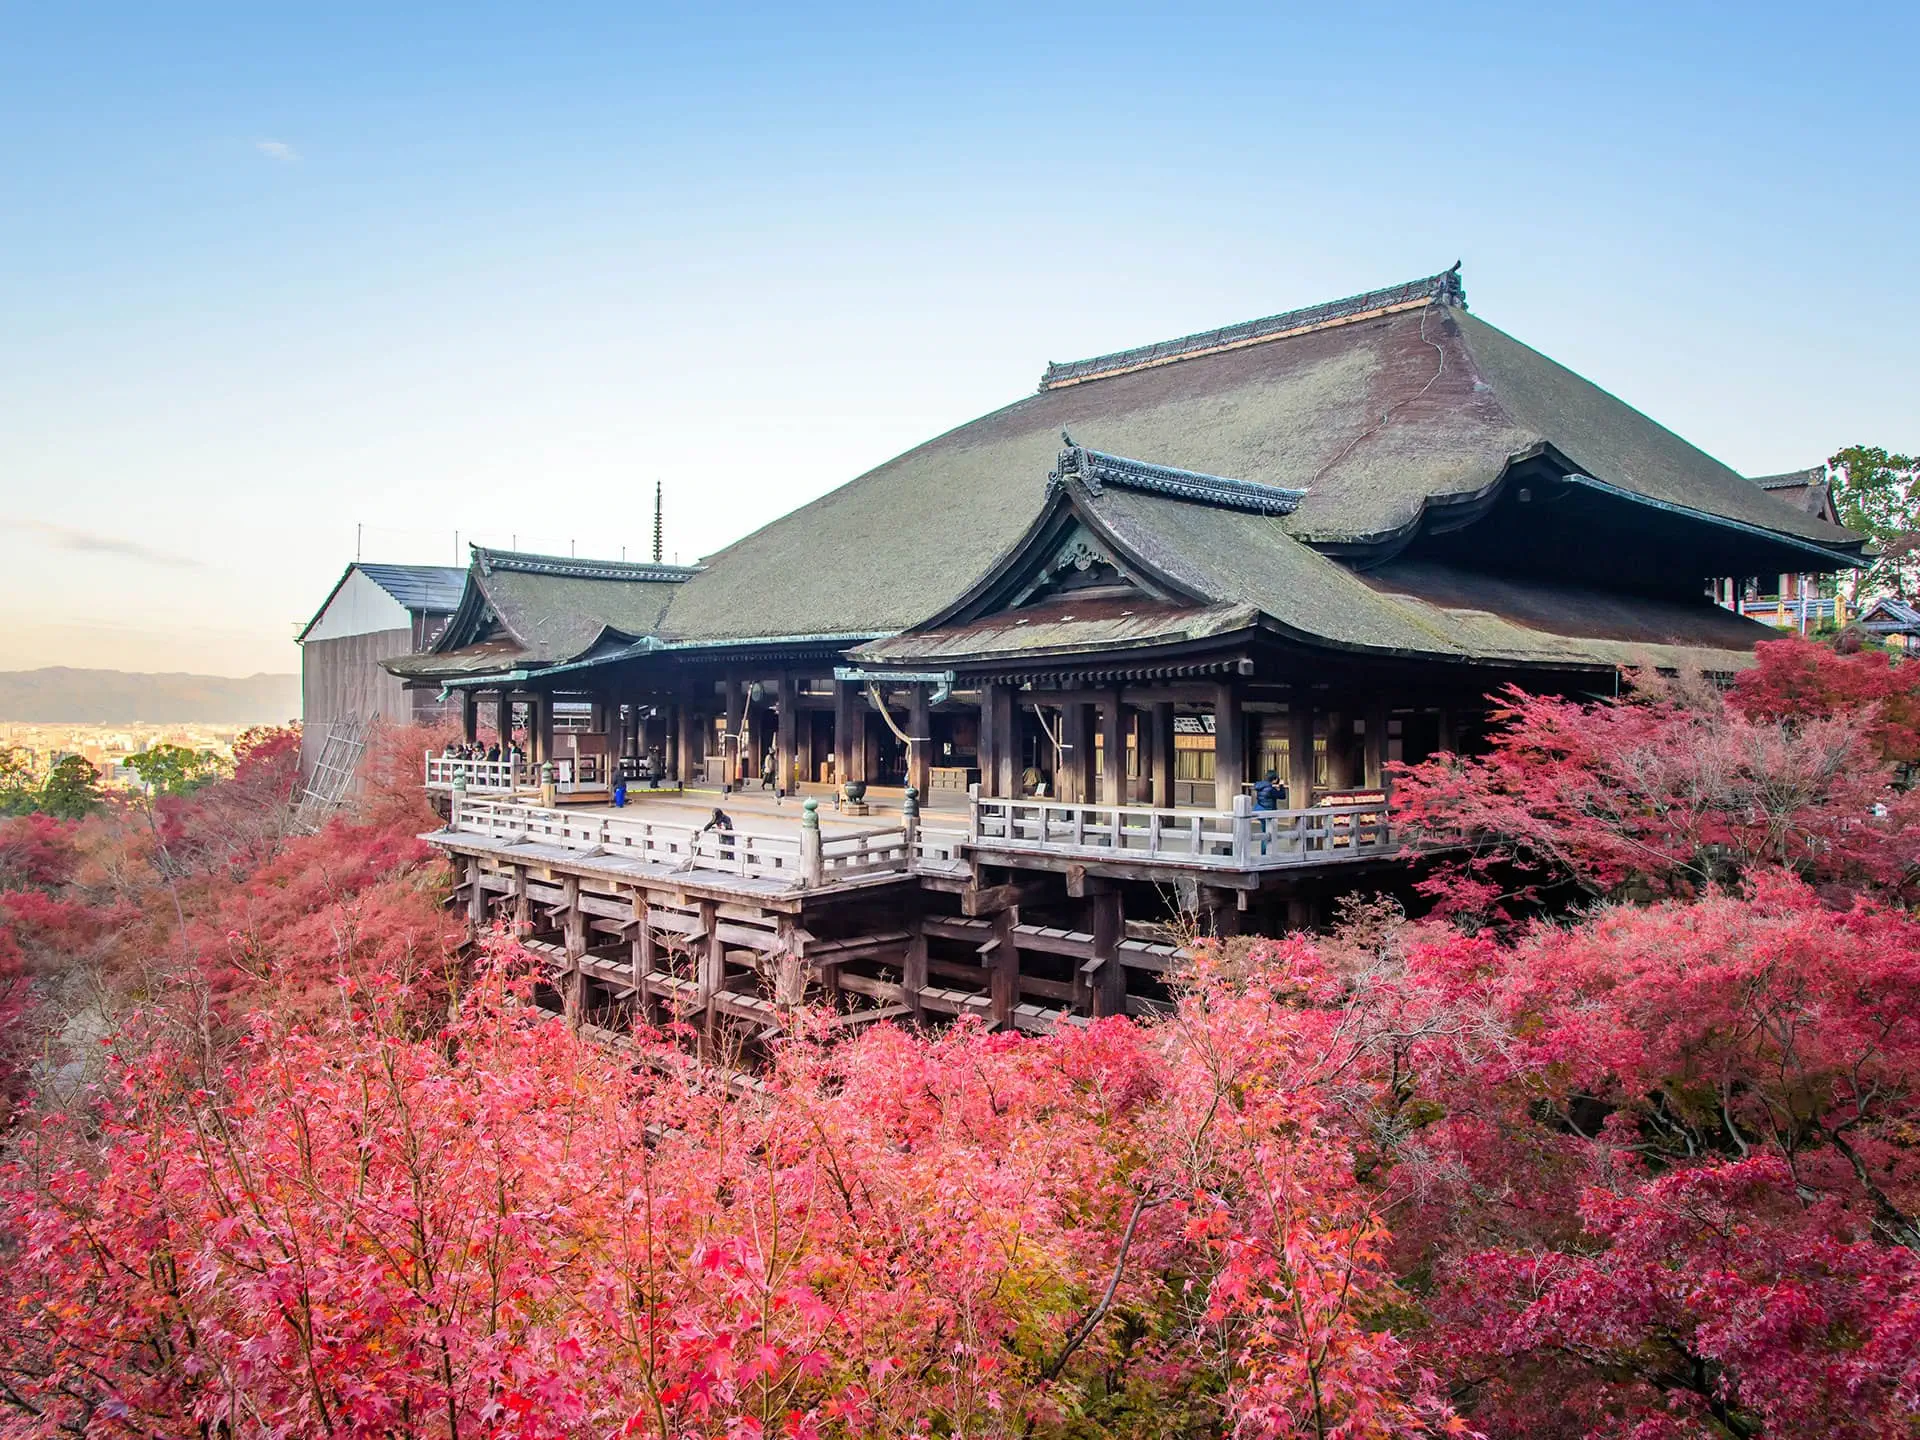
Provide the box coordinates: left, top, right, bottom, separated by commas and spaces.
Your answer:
440, 548, 696, 665
853, 465, 1776, 676
662, 274, 1855, 646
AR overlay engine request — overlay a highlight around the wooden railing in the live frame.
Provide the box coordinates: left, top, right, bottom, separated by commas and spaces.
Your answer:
446, 796, 916, 890
968, 794, 1394, 870
425, 753, 527, 794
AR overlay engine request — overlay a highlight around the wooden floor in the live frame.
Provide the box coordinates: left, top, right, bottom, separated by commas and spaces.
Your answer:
549, 784, 971, 841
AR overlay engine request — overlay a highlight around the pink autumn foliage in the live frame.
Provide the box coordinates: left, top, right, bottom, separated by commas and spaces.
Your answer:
0, 940, 1458, 1439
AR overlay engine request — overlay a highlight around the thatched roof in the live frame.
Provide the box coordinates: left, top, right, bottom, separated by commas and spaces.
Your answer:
388, 268, 1861, 687
660, 269, 1857, 646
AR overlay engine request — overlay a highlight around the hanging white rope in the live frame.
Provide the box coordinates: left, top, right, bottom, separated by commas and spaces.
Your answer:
865, 682, 929, 745
1034, 705, 1070, 756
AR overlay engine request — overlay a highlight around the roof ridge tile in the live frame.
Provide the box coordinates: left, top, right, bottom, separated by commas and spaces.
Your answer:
1039, 264, 1466, 390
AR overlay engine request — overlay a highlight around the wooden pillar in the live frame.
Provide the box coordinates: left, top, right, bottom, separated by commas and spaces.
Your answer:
1201, 884, 1241, 938
1100, 694, 1126, 808
833, 679, 856, 788
1437, 705, 1457, 755
697, 899, 723, 1054
631, 893, 656, 1028
723, 676, 743, 788
1060, 703, 1089, 804
1325, 708, 1358, 788
989, 906, 1021, 1031
1089, 889, 1126, 1019
908, 685, 932, 798
674, 697, 695, 784
904, 917, 928, 1019
491, 691, 510, 746
977, 685, 999, 799
996, 687, 1019, 798
775, 673, 796, 796
465, 856, 486, 937
1289, 703, 1315, 806
851, 688, 871, 783
1149, 701, 1175, 808
533, 694, 554, 768
511, 864, 529, 935
562, 874, 584, 1032
1213, 681, 1245, 810
460, 690, 478, 744
1364, 699, 1390, 788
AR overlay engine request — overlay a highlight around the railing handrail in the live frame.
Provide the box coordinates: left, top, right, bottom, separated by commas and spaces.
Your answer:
968, 793, 1394, 870
444, 796, 922, 888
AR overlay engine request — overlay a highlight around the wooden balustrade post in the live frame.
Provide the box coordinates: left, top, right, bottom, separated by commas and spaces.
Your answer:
1231, 793, 1254, 863
799, 799, 824, 888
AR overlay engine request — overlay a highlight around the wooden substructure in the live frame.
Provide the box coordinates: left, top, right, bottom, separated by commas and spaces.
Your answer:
438, 830, 1243, 1055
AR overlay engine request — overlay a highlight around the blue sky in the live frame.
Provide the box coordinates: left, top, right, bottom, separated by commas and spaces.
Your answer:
2, 1, 1914, 675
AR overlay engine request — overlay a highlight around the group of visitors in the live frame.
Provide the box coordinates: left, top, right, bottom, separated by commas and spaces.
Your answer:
440, 740, 524, 766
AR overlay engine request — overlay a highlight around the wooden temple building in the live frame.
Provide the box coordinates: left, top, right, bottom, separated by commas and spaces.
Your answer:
387, 266, 1863, 1047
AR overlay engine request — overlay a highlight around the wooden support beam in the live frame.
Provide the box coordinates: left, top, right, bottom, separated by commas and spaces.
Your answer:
960, 880, 1047, 917
512, 864, 530, 935
466, 856, 486, 935
562, 875, 585, 1032
989, 905, 1021, 1030
773, 915, 806, 1008
460, 689, 478, 745
1200, 884, 1241, 938
903, 917, 928, 1020
1090, 890, 1128, 1013
698, 899, 723, 1053
632, 893, 656, 1027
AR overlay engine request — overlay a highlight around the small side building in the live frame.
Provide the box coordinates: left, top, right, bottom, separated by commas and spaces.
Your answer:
298, 562, 468, 777
1713, 467, 1845, 630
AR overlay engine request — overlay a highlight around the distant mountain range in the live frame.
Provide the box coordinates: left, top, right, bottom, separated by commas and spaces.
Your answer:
0, 668, 301, 724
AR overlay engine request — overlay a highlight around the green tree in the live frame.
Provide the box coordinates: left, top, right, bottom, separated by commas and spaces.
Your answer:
1829, 444, 1920, 603
123, 743, 227, 797
37, 756, 102, 819
0, 747, 34, 816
